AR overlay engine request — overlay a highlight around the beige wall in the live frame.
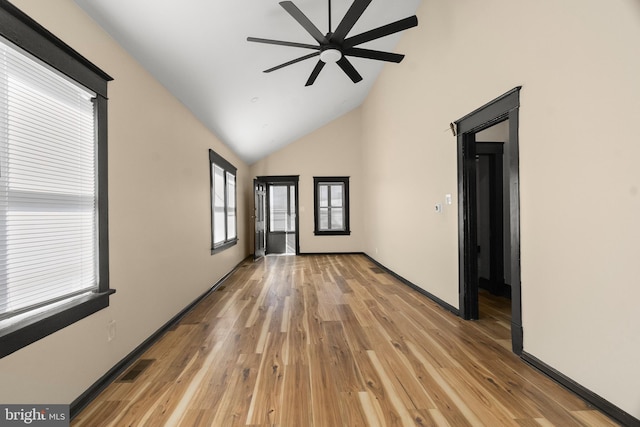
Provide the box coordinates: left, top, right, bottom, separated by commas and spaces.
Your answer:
0, 0, 249, 404
250, 109, 363, 253
362, 0, 640, 418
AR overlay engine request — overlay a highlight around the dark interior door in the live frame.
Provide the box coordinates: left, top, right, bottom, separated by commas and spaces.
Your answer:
254, 179, 266, 259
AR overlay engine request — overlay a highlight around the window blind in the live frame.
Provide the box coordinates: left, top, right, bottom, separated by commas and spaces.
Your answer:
226, 172, 236, 240
0, 37, 98, 320
212, 164, 225, 245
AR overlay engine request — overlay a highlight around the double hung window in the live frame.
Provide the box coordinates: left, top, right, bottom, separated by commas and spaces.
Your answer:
313, 177, 350, 236
0, 2, 112, 358
209, 149, 237, 252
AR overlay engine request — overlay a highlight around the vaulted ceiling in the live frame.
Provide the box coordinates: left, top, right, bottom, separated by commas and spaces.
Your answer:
74, 0, 422, 164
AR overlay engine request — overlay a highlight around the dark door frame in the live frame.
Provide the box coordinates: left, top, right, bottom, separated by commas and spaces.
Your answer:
455, 86, 523, 354
256, 175, 300, 255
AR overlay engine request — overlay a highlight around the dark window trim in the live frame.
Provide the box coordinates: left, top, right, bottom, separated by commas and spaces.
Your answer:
313, 176, 351, 236
0, 0, 112, 95
0, 1, 113, 359
209, 149, 238, 254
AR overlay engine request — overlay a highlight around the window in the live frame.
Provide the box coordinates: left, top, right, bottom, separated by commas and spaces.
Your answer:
209, 149, 237, 253
0, 3, 113, 358
313, 177, 350, 235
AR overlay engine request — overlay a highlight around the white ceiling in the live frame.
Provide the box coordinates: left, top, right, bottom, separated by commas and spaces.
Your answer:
74, 0, 422, 164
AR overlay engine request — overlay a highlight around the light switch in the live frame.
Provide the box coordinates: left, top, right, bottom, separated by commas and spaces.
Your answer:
445, 194, 452, 205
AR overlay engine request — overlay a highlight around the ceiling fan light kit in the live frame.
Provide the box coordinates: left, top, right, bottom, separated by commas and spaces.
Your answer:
248, 0, 418, 86
320, 47, 342, 64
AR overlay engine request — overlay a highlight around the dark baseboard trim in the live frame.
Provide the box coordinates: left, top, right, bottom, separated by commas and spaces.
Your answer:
521, 352, 639, 427
69, 256, 251, 420
511, 321, 523, 356
362, 253, 460, 316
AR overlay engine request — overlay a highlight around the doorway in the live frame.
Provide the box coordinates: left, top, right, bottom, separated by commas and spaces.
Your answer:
255, 176, 299, 256
455, 87, 522, 354
475, 140, 510, 298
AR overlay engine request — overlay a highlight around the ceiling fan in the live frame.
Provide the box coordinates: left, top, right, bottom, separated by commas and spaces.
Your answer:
247, 0, 418, 86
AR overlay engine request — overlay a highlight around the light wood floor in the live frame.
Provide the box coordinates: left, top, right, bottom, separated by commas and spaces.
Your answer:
72, 254, 619, 426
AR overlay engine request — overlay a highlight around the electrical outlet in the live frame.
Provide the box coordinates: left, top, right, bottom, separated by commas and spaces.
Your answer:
107, 320, 116, 342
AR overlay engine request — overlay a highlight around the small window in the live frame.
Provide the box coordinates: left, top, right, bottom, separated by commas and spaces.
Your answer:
209, 150, 237, 253
0, 3, 113, 358
314, 177, 350, 236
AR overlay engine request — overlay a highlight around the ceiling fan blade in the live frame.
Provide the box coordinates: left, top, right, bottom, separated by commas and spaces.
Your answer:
343, 47, 404, 63
305, 60, 326, 86
247, 37, 320, 51
264, 52, 321, 73
331, 0, 372, 43
279, 1, 328, 44
343, 15, 418, 48
336, 56, 363, 83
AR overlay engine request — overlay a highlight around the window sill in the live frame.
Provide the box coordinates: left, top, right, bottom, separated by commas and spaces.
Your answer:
314, 231, 351, 236
211, 238, 238, 255
0, 289, 115, 359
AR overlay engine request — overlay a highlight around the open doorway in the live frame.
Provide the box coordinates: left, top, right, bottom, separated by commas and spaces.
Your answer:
255, 176, 299, 256
455, 87, 522, 354
475, 129, 511, 299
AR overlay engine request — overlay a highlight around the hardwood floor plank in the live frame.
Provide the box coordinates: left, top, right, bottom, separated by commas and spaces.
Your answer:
335, 303, 372, 353
487, 358, 592, 413
245, 332, 286, 425
308, 343, 343, 427
337, 391, 369, 427
279, 362, 312, 426
254, 306, 275, 354
343, 289, 377, 327
109, 382, 171, 427
406, 341, 482, 427
208, 354, 260, 427
358, 390, 384, 427
438, 366, 520, 426
515, 419, 547, 427
349, 340, 405, 426
453, 357, 544, 419
571, 409, 621, 427
73, 400, 125, 427
367, 328, 438, 411
367, 350, 417, 426
160, 343, 226, 425
280, 295, 291, 333
72, 254, 620, 427
322, 321, 364, 393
